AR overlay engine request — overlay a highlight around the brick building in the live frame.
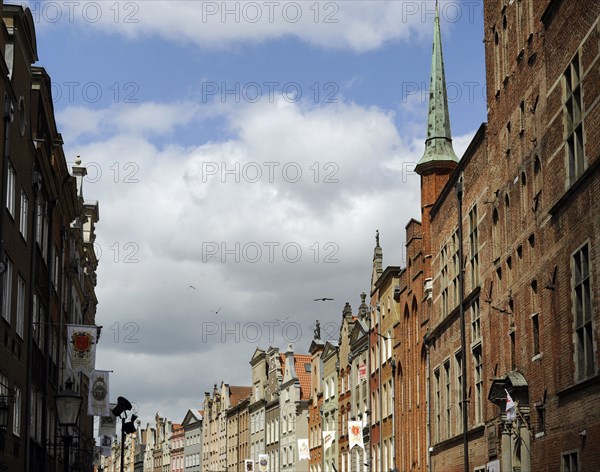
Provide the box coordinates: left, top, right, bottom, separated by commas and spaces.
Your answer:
0, 3, 100, 471
419, 0, 600, 471
226, 391, 250, 471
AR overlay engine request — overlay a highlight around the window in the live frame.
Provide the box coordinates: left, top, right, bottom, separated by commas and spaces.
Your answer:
36, 197, 49, 261
562, 451, 579, 472
493, 27, 501, 92
519, 100, 525, 133
32, 294, 45, 350
16, 275, 25, 337
13, 386, 21, 436
535, 400, 545, 436
455, 351, 463, 434
531, 313, 541, 358
473, 345, 483, 424
451, 231, 460, 308
564, 52, 585, 185
572, 243, 594, 380
492, 208, 500, 261
20, 189, 28, 239
6, 161, 15, 216
471, 298, 481, 343
444, 360, 451, 438
434, 368, 441, 442
505, 121, 511, 157
469, 205, 479, 289
510, 330, 516, 370
440, 245, 449, 316
2, 257, 13, 322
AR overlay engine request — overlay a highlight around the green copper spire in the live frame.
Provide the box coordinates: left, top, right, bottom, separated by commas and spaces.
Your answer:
415, 1, 458, 173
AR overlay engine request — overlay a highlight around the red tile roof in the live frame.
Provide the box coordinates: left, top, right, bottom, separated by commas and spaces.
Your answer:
293, 354, 312, 400
229, 386, 252, 407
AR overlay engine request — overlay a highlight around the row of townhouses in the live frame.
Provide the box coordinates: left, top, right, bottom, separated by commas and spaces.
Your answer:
0, 2, 102, 471
100, 0, 600, 471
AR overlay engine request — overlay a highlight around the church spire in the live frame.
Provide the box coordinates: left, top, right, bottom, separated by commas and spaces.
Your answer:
371, 230, 383, 293
415, 0, 458, 174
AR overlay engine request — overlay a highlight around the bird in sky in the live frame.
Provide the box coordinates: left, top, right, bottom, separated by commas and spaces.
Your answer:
189, 285, 196, 290
210, 307, 222, 314
314, 298, 334, 301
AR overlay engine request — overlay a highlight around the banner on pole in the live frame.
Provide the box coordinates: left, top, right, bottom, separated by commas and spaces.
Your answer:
67, 325, 98, 374
88, 370, 110, 416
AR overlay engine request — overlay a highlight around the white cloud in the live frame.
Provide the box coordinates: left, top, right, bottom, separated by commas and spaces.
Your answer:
59, 96, 476, 426
27, 0, 455, 52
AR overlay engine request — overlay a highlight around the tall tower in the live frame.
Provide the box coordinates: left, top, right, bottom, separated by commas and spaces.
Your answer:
415, 1, 459, 275
370, 230, 383, 294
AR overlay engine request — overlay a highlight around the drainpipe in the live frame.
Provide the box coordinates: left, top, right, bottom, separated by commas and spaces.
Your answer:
426, 339, 431, 472
456, 178, 469, 472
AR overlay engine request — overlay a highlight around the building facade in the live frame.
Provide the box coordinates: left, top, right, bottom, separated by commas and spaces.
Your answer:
0, 4, 101, 472
170, 424, 183, 472
226, 391, 249, 471
336, 303, 354, 472
320, 341, 338, 472
279, 345, 311, 472
248, 348, 267, 466
308, 334, 324, 472
348, 296, 369, 472
265, 347, 283, 472
181, 409, 202, 472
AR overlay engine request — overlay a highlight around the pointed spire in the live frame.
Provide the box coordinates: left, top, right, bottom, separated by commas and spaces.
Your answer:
371, 230, 383, 293
415, 1, 458, 174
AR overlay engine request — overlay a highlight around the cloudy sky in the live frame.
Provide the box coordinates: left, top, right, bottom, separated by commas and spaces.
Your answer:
26, 0, 486, 427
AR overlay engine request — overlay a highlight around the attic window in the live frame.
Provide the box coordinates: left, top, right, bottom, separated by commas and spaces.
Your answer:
304, 363, 311, 373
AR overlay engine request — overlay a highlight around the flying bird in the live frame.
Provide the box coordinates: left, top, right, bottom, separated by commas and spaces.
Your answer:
314, 298, 334, 301
189, 285, 196, 290
210, 307, 222, 315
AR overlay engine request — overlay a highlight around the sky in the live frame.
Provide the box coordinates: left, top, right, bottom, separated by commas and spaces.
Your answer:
23, 0, 487, 428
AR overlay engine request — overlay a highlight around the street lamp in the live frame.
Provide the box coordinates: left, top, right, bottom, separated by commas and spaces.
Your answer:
112, 396, 137, 472
55, 379, 83, 472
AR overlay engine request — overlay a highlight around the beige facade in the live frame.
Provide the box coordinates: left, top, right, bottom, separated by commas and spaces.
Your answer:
321, 341, 339, 472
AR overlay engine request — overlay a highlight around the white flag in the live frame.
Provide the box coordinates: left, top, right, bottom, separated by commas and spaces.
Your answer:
348, 421, 364, 450
67, 325, 97, 374
505, 389, 516, 421
323, 430, 335, 451
98, 434, 112, 457
258, 454, 269, 472
99, 403, 117, 437
298, 438, 310, 460
88, 371, 110, 416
